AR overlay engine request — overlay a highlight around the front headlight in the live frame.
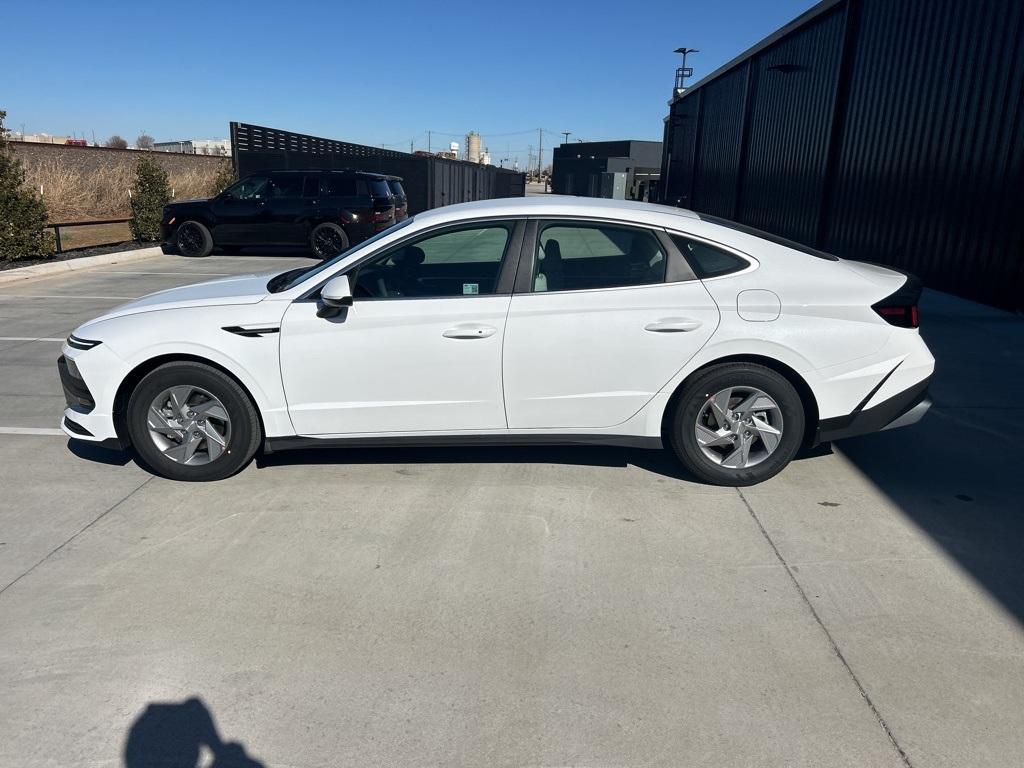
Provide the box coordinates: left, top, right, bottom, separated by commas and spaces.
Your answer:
66, 334, 102, 351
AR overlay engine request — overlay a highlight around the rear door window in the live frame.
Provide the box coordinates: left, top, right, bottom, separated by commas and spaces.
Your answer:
323, 176, 357, 197
269, 174, 305, 198
302, 175, 321, 198
532, 222, 667, 292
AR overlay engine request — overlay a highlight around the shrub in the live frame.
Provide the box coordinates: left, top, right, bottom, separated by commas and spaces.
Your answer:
129, 156, 171, 241
104, 135, 128, 149
209, 159, 235, 196
0, 109, 54, 261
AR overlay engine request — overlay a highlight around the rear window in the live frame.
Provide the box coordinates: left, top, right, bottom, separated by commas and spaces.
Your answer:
699, 214, 840, 261
387, 180, 406, 199
369, 179, 392, 198
323, 176, 357, 196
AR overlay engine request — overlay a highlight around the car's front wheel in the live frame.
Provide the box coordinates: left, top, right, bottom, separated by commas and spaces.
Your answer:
126, 362, 261, 481
176, 221, 214, 257
669, 363, 804, 486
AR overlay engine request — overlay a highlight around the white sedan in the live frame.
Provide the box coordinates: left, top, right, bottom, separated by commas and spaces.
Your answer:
58, 196, 934, 485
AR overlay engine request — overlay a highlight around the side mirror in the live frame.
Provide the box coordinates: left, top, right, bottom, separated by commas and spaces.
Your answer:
317, 274, 353, 318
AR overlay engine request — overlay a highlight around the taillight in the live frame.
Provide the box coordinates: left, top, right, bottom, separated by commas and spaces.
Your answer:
874, 304, 919, 328
872, 272, 922, 328
372, 210, 391, 223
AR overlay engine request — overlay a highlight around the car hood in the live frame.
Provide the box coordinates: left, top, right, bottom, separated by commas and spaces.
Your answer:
92, 272, 275, 322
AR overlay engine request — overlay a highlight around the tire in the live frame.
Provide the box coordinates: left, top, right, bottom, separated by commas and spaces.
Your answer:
176, 220, 214, 258
126, 362, 261, 482
310, 222, 349, 260
669, 363, 805, 486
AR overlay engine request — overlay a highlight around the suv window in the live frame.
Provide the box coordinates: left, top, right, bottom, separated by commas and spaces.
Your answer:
670, 234, 749, 278
368, 179, 392, 198
226, 175, 269, 200
324, 176, 357, 197
387, 180, 406, 199
269, 174, 305, 198
302, 175, 321, 198
533, 223, 667, 292
353, 224, 511, 299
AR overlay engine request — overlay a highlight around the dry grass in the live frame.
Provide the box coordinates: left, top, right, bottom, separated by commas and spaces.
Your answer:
22, 158, 219, 223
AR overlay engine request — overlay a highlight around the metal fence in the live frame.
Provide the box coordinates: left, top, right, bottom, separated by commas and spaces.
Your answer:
231, 123, 525, 215
659, 0, 1024, 311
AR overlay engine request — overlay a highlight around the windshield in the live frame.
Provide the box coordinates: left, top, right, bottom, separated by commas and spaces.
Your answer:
267, 217, 415, 293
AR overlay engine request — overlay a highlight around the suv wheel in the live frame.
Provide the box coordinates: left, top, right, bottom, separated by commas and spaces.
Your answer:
310, 223, 349, 260
176, 221, 214, 257
126, 362, 261, 481
669, 363, 804, 486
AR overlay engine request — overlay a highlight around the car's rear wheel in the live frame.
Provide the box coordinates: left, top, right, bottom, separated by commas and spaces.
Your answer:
669, 363, 804, 486
310, 222, 349, 260
126, 362, 261, 481
176, 221, 214, 257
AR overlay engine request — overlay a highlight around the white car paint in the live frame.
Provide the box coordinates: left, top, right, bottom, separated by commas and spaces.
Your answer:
60, 195, 934, 456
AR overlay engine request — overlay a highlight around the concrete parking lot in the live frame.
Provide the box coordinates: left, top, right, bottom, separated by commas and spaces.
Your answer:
0, 252, 1021, 767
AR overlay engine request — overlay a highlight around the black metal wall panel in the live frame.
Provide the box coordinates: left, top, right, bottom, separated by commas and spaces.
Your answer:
690, 66, 748, 217
826, 0, 1024, 309
737, 5, 845, 242
659, 0, 1024, 311
230, 123, 525, 215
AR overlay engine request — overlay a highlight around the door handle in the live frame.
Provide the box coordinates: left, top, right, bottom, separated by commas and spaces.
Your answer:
442, 323, 497, 339
644, 318, 703, 333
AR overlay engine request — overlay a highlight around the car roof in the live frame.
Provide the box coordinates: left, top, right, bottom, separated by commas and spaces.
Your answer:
414, 195, 700, 226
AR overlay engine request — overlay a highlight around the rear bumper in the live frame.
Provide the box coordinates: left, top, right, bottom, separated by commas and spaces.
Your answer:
815, 377, 931, 444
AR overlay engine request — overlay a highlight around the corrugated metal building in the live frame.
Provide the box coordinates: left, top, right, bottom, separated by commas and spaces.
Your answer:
231, 123, 525, 215
659, 0, 1024, 311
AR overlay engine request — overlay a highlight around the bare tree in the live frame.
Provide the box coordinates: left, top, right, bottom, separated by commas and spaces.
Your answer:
104, 135, 128, 149
136, 134, 155, 150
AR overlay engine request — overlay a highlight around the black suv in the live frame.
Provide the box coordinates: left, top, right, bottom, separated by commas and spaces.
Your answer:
161, 170, 397, 259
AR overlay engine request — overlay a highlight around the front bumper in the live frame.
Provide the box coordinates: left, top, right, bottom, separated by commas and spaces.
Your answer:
815, 377, 931, 444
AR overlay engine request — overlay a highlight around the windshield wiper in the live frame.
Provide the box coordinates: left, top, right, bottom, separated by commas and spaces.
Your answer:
267, 267, 310, 293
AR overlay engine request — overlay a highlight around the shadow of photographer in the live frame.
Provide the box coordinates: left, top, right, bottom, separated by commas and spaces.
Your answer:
124, 697, 263, 768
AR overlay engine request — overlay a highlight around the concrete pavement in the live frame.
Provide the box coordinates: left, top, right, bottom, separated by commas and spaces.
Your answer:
0, 252, 1021, 767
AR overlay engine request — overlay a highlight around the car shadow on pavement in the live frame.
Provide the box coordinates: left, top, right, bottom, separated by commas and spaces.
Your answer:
66, 439, 133, 466
124, 696, 263, 768
836, 291, 1024, 625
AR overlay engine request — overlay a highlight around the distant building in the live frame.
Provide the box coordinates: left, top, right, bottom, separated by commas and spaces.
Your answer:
15, 133, 71, 144
551, 140, 662, 201
437, 141, 460, 160
154, 139, 231, 156
480, 150, 492, 166
465, 131, 481, 164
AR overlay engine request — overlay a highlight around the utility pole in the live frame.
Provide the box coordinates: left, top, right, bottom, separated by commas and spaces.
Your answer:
427, 130, 431, 154
561, 131, 571, 145
537, 128, 543, 178
410, 138, 414, 154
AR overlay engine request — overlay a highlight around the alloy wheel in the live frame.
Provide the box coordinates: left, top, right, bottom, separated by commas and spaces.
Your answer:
147, 385, 232, 465
313, 228, 344, 258
177, 223, 204, 255
694, 386, 784, 469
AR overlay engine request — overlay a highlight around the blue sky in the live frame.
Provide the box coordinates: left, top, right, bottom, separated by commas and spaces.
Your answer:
3, 0, 816, 168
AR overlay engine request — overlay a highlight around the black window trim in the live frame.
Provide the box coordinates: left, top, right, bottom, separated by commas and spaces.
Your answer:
665, 228, 758, 281
515, 216, 698, 296
296, 216, 528, 303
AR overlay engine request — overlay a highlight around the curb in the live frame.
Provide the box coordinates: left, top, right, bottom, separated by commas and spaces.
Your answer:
0, 247, 164, 287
